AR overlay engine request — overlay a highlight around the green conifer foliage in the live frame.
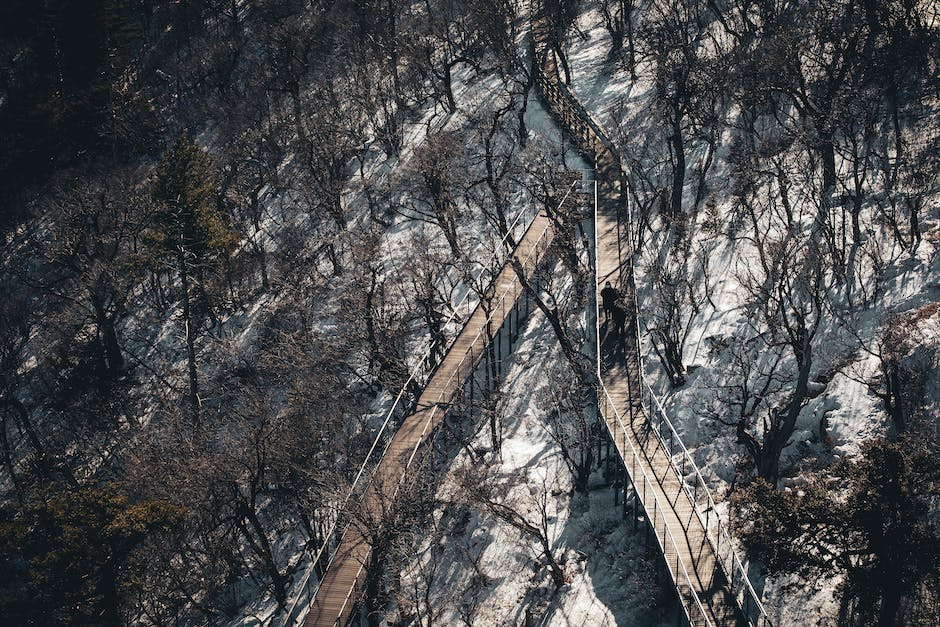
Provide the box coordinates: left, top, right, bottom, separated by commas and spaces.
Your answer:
151, 135, 235, 427
152, 135, 236, 262
0, 484, 186, 624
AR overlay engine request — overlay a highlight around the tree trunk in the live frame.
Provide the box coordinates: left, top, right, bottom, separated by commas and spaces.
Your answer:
851, 197, 863, 244
625, 3, 637, 79
328, 159, 348, 230
439, 214, 461, 259
3, 397, 47, 469
758, 350, 812, 484
443, 61, 457, 113
0, 413, 21, 498
817, 126, 837, 201
538, 532, 565, 588
243, 503, 288, 609
489, 406, 501, 454
669, 118, 685, 218
177, 249, 201, 429
483, 134, 513, 247
574, 447, 593, 493
877, 587, 902, 627
513, 260, 596, 391
94, 305, 124, 376
884, 360, 905, 432
908, 198, 921, 250
553, 45, 571, 84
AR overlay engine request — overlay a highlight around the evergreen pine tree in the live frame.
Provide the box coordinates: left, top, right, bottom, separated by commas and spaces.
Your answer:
0, 483, 185, 625
151, 134, 235, 429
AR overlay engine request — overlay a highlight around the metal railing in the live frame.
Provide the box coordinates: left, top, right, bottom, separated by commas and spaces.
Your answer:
323, 182, 572, 624
598, 385, 713, 627
282, 181, 577, 626
534, 63, 620, 169
640, 382, 771, 627
590, 174, 714, 627
531, 5, 773, 622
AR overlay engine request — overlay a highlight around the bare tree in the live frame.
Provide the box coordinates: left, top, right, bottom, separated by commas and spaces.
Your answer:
542, 0, 583, 84
404, 235, 462, 367
641, 0, 710, 219
459, 464, 567, 588
730, 233, 829, 483
23, 172, 147, 379
394, 131, 469, 258
467, 98, 522, 247
600, 0, 637, 76
0, 279, 57, 492
538, 363, 599, 493
840, 303, 940, 436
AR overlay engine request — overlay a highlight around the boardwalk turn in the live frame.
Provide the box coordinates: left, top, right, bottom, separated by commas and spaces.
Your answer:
299, 5, 771, 625
532, 3, 769, 626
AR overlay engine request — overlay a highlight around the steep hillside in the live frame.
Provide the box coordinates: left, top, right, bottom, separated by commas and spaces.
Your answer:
561, 0, 940, 624
1, 1, 938, 626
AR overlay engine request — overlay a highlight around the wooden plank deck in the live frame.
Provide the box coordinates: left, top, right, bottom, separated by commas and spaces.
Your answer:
305, 203, 563, 625
596, 197, 742, 627
303, 5, 757, 625
531, 3, 748, 626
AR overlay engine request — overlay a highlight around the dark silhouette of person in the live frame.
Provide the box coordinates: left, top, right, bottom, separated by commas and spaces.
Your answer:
612, 300, 627, 347
600, 281, 619, 321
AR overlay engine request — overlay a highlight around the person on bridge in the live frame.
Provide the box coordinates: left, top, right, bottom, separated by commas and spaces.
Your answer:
612, 299, 627, 347
600, 281, 620, 322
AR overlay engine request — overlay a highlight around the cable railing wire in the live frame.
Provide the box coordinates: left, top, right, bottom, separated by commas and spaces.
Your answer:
531, 3, 773, 624
598, 384, 714, 627
283, 181, 577, 626
322, 182, 573, 624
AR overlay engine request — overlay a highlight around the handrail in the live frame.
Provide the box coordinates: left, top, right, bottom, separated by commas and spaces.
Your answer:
591, 177, 711, 627
532, 2, 772, 624
282, 192, 545, 625
289, 180, 578, 625
598, 384, 713, 627
323, 181, 573, 623
642, 383, 772, 626
533, 64, 620, 166
593, 139, 712, 625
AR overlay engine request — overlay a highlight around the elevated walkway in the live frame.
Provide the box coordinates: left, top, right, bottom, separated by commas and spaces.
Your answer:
531, 3, 771, 626
298, 183, 580, 625
291, 5, 773, 624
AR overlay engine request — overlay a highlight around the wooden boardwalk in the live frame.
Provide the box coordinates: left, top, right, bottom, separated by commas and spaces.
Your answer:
532, 3, 766, 626
304, 189, 579, 625
299, 5, 771, 626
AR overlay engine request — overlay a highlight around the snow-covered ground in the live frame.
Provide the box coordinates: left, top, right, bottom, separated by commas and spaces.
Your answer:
386, 279, 674, 627
230, 4, 939, 625
230, 15, 656, 622
562, 3, 940, 625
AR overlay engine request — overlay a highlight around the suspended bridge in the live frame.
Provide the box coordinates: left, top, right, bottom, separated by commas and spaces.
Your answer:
532, 3, 771, 626
287, 181, 581, 626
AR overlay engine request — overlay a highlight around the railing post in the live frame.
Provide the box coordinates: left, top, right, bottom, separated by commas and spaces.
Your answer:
496, 322, 502, 378
532, 24, 771, 625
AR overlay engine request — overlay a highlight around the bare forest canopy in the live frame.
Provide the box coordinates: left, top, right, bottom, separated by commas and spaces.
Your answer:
0, 0, 938, 625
